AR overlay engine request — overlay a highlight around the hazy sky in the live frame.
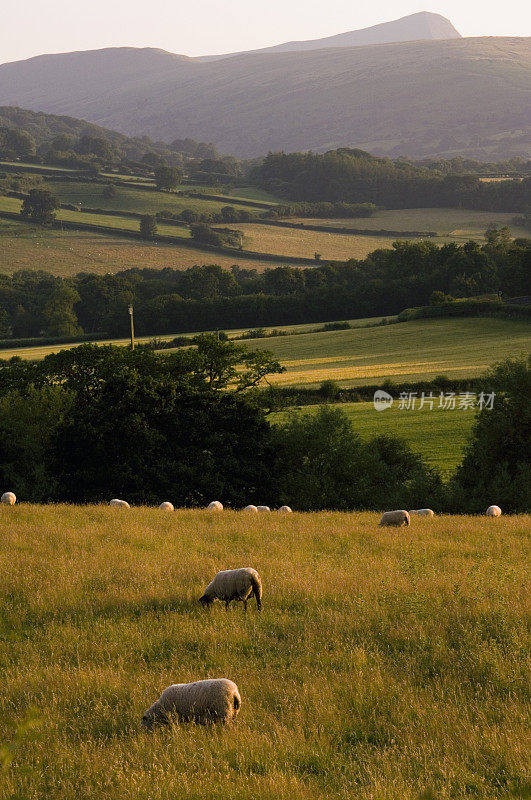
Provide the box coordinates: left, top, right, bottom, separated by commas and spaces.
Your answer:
2, 0, 530, 64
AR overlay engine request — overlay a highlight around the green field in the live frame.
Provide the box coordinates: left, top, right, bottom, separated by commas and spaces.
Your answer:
0, 505, 528, 800
295, 208, 531, 242
246, 318, 531, 387
274, 403, 476, 477
42, 181, 261, 217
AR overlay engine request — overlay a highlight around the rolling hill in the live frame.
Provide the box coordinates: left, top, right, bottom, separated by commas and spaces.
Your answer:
0, 37, 529, 159
198, 11, 461, 60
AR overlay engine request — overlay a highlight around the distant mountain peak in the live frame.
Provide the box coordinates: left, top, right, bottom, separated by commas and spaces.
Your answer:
197, 11, 461, 61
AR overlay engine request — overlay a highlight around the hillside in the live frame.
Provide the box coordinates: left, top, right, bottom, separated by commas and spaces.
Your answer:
0, 38, 529, 160
199, 11, 461, 60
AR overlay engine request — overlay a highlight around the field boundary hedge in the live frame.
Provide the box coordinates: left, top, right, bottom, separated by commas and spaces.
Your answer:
253, 218, 438, 238
398, 300, 531, 322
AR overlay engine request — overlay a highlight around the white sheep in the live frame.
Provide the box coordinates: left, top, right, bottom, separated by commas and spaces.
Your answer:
243, 505, 258, 512
109, 499, 130, 508
159, 502, 174, 511
409, 509, 435, 517
256, 506, 270, 513
486, 505, 502, 517
1, 492, 16, 505
142, 678, 241, 729
278, 505, 292, 513
200, 567, 262, 612
379, 510, 410, 527
207, 501, 223, 512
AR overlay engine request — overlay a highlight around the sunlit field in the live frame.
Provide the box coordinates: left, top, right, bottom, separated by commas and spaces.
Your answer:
0, 505, 528, 800
247, 318, 531, 387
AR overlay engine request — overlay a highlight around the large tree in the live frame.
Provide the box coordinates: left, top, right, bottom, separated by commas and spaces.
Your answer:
154, 165, 182, 191
20, 189, 60, 225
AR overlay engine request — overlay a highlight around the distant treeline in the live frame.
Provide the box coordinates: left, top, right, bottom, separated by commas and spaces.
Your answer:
252, 150, 531, 212
0, 231, 528, 339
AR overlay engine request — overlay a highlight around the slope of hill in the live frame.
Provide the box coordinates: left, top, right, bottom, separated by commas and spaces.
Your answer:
0, 38, 529, 159
199, 11, 461, 61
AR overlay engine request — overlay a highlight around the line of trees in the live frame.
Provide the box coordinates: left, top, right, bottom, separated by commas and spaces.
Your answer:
0, 232, 528, 339
252, 150, 531, 212
0, 344, 527, 511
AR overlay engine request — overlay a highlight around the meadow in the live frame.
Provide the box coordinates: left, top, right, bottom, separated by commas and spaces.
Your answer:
273, 403, 476, 478
0, 219, 289, 276
0, 505, 528, 800
246, 318, 531, 387
292, 208, 531, 243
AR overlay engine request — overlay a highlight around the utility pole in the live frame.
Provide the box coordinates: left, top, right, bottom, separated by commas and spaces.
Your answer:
128, 305, 135, 350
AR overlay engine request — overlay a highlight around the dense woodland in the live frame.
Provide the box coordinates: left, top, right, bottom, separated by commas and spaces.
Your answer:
0, 233, 528, 339
253, 150, 531, 211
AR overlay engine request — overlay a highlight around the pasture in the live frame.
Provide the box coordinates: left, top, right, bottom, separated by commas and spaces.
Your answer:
0, 505, 528, 800
246, 318, 531, 387
0, 219, 291, 277
294, 208, 531, 243
273, 403, 476, 477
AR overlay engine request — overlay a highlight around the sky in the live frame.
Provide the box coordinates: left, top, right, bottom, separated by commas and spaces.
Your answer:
1, 0, 530, 64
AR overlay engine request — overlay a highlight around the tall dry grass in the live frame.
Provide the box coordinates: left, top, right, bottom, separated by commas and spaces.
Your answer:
0, 505, 529, 799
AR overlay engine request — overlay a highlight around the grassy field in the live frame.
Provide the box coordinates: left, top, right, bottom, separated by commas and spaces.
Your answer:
246, 318, 531, 387
294, 208, 531, 243
274, 403, 476, 478
237, 223, 409, 261
0, 219, 295, 277
42, 181, 261, 217
0, 505, 528, 800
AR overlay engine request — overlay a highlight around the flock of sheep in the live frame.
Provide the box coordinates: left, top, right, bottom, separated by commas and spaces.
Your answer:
1, 490, 504, 727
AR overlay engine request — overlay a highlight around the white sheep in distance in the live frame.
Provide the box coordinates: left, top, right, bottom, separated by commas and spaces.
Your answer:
243, 505, 258, 512
159, 502, 174, 511
256, 505, 270, 512
486, 505, 502, 517
379, 510, 410, 527
200, 568, 262, 612
207, 501, 223, 512
409, 509, 435, 517
1, 492, 16, 505
109, 499, 130, 508
142, 679, 241, 729
278, 505, 292, 513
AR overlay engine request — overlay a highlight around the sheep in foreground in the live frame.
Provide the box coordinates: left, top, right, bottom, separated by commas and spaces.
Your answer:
256, 505, 270, 512
278, 505, 292, 513
1, 492, 16, 505
207, 501, 223, 512
109, 499, 130, 508
244, 505, 258, 512
379, 510, 410, 527
142, 679, 241, 729
159, 502, 174, 511
409, 509, 435, 517
486, 505, 502, 517
200, 568, 262, 612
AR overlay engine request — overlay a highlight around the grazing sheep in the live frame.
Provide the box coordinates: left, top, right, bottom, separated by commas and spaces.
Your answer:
278, 505, 292, 513
159, 502, 174, 511
243, 505, 258, 512
109, 499, 130, 508
409, 509, 435, 517
256, 506, 270, 513
1, 492, 16, 505
207, 501, 223, 512
379, 510, 410, 527
200, 567, 262, 612
486, 505, 502, 517
142, 678, 241, 729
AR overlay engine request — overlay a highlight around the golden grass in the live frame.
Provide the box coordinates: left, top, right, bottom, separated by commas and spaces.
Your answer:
0, 505, 529, 800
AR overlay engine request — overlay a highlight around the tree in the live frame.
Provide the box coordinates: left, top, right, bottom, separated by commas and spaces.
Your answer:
154, 166, 182, 191
191, 334, 284, 391
20, 189, 60, 225
140, 214, 157, 240
41, 283, 82, 337
452, 357, 531, 512
0, 127, 35, 158
102, 183, 117, 199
